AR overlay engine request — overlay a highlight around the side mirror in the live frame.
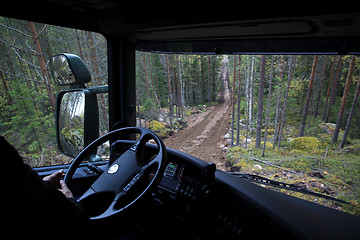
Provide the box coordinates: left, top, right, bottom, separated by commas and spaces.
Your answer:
49, 53, 91, 86
56, 89, 99, 158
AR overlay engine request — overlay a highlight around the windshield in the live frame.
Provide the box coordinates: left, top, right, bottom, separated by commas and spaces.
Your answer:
135, 52, 360, 215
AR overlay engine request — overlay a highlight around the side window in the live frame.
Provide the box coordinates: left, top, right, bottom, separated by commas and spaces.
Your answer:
0, 17, 108, 167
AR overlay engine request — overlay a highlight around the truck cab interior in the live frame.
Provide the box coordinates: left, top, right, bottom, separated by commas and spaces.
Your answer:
1, 2, 360, 239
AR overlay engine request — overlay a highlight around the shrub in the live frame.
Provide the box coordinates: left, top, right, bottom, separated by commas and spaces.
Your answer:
248, 141, 273, 149
229, 146, 246, 154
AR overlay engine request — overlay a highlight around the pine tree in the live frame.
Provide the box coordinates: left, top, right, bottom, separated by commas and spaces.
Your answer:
332, 56, 356, 143
255, 55, 266, 148
299, 55, 318, 136
340, 76, 360, 148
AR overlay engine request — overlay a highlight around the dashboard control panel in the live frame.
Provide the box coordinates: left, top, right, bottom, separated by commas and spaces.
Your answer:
158, 160, 208, 205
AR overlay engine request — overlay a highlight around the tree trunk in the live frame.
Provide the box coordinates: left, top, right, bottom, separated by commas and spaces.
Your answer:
200, 56, 205, 104
0, 42, 13, 105
299, 55, 318, 136
87, 31, 108, 126
148, 53, 161, 116
273, 55, 285, 148
249, 56, 255, 126
219, 57, 226, 103
178, 55, 184, 119
236, 55, 242, 146
166, 54, 173, 129
339, 76, 360, 148
255, 55, 266, 148
314, 56, 327, 118
207, 56, 211, 104
142, 52, 150, 98
27, 21, 55, 111
332, 56, 356, 143
322, 56, 336, 121
262, 55, 274, 157
0, 66, 13, 105
231, 56, 237, 146
75, 29, 84, 59
325, 56, 343, 122
277, 55, 296, 147
174, 55, 181, 118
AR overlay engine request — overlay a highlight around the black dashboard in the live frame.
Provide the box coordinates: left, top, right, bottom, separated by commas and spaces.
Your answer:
159, 159, 208, 201
35, 141, 216, 215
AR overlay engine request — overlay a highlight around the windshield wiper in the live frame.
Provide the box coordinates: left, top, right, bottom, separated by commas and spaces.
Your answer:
229, 172, 349, 204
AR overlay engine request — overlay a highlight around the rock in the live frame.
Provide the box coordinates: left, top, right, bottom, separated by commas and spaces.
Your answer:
239, 123, 252, 131
319, 122, 336, 135
230, 165, 241, 172
252, 164, 263, 170
241, 138, 252, 147
147, 120, 167, 138
219, 144, 225, 149
289, 137, 320, 152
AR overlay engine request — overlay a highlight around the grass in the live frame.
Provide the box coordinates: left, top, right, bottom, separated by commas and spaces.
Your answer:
226, 143, 360, 216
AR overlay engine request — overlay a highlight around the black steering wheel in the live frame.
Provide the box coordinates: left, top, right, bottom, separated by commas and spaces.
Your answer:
64, 127, 167, 220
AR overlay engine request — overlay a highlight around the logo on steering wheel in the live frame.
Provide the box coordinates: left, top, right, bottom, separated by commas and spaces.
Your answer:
108, 163, 119, 174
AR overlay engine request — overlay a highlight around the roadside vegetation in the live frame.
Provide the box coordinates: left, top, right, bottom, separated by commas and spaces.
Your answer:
226, 141, 360, 215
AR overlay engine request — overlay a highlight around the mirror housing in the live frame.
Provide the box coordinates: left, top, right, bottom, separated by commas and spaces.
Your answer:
56, 89, 99, 158
50, 53, 91, 85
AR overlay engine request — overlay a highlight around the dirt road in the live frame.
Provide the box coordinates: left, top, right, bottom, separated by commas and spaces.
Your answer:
164, 57, 231, 171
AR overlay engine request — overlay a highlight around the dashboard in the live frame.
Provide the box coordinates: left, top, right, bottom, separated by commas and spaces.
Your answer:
33, 141, 360, 239
35, 140, 215, 208
158, 160, 203, 201
105, 140, 215, 206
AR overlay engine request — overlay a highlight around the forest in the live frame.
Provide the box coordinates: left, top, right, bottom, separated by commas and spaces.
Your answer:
136, 52, 360, 150
1, 17, 359, 214
0, 17, 107, 166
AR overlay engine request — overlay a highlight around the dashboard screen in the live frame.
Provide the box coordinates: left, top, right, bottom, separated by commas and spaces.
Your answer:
159, 162, 181, 193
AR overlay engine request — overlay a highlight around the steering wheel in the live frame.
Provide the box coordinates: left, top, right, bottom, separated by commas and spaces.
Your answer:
64, 127, 167, 220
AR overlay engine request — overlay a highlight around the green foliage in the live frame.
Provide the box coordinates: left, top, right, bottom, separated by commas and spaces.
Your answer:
141, 98, 158, 119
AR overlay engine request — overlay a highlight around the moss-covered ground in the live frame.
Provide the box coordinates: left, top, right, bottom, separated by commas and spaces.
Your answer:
226, 141, 360, 216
